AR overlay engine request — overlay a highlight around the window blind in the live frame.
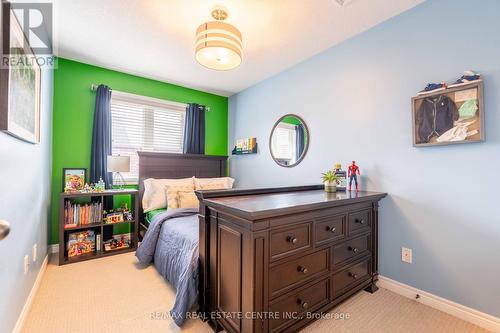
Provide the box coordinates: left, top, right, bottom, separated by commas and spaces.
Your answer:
271, 123, 296, 161
111, 92, 186, 183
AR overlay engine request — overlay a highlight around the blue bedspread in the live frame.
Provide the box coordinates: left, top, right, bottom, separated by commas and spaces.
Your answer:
136, 208, 199, 326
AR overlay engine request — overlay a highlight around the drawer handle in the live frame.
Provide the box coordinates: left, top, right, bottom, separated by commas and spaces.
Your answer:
297, 299, 309, 309
348, 246, 359, 253
348, 272, 358, 279
297, 266, 309, 274
355, 218, 366, 225
287, 236, 298, 244
326, 226, 336, 233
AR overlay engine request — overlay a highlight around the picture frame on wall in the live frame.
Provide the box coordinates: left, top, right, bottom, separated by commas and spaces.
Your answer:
0, 1, 42, 144
62, 168, 87, 192
411, 81, 484, 147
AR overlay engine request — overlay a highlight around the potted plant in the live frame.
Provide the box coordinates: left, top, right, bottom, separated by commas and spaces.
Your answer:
321, 170, 339, 193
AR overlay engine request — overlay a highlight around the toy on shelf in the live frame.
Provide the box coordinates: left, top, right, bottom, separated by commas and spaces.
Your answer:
104, 234, 131, 252
81, 183, 92, 193
348, 161, 360, 192
94, 177, 106, 192
64, 177, 107, 194
333, 163, 347, 191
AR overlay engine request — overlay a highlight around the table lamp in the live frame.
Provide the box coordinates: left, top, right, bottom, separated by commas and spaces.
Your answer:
107, 155, 130, 190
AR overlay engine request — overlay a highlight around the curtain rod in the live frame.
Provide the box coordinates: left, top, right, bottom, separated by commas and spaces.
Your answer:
90, 84, 210, 112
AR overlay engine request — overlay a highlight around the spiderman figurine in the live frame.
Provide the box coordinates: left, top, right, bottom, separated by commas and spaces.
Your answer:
348, 161, 360, 192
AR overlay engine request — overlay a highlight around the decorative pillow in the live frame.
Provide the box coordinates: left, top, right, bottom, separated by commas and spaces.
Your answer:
165, 185, 194, 210
142, 177, 194, 212
198, 183, 227, 190
194, 177, 235, 190
178, 191, 199, 209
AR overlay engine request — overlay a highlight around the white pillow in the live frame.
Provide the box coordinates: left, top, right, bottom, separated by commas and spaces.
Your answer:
142, 177, 194, 212
194, 177, 235, 190
178, 191, 199, 209
165, 185, 195, 210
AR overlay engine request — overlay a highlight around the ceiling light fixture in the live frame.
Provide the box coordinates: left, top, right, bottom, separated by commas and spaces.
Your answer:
195, 6, 242, 71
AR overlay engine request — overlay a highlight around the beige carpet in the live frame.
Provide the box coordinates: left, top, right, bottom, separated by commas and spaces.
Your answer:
22, 253, 488, 333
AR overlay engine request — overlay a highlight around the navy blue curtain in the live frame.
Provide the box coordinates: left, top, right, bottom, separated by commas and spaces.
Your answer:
296, 124, 305, 160
183, 103, 205, 154
90, 85, 113, 188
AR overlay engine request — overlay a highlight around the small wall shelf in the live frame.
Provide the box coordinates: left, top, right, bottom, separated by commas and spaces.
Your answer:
232, 143, 258, 155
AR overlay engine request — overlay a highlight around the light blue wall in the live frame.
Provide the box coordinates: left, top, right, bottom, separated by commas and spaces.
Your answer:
229, 0, 500, 317
0, 66, 53, 332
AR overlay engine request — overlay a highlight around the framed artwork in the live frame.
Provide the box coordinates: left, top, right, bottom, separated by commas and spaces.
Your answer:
411, 81, 484, 147
0, 1, 42, 143
63, 168, 87, 192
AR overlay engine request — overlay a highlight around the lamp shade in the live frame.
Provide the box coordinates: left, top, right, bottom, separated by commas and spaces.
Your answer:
195, 21, 242, 70
107, 155, 130, 173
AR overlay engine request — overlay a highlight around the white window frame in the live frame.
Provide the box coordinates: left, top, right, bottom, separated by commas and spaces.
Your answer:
110, 90, 187, 184
271, 122, 297, 163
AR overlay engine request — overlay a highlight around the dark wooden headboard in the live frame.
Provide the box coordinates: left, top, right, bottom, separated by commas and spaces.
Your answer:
137, 151, 227, 221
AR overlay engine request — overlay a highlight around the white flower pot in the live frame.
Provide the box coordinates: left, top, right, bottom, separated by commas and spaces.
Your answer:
324, 181, 337, 193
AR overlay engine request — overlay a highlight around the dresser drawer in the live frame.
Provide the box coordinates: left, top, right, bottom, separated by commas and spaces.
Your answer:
332, 259, 371, 297
270, 223, 312, 261
269, 278, 330, 332
270, 248, 329, 297
348, 209, 371, 235
315, 214, 346, 246
333, 234, 370, 266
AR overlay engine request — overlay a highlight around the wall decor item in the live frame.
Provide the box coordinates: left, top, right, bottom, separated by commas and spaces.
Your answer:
269, 114, 309, 167
412, 80, 484, 147
63, 168, 87, 192
0, 2, 42, 143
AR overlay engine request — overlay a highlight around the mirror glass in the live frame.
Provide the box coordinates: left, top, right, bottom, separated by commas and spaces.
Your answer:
269, 114, 309, 167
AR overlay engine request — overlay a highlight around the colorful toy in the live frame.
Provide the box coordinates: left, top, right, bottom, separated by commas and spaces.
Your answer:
82, 183, 92, 193
348, 161, 360, 192
94, 177, 106, 192
333, 163, 347, 190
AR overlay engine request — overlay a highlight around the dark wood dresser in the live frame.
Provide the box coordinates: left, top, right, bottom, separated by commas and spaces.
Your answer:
197, 185, 387, 333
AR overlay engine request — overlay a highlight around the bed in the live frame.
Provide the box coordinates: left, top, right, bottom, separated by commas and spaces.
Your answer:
134, 152, 227, 326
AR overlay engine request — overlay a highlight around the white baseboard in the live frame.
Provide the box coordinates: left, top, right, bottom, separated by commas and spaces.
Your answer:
48, 244, 58, 253
378, 275, 500, 332
12, 254, 48, 333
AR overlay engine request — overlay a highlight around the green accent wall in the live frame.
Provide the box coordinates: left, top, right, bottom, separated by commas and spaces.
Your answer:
50, 58, 228, 244
281, 115, 301, 125
280, 115, 308, 146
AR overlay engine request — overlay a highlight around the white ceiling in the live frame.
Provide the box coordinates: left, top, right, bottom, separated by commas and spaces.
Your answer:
53, 0, 424, 96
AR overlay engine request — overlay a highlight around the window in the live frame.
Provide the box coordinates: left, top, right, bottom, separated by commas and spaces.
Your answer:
111, 91, 186, 183
271, 123, 297, 165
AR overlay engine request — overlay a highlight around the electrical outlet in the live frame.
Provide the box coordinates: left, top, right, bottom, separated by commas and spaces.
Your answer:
402, 247, 412, 264
24, 255, 29, 274
32, 244, 37, 262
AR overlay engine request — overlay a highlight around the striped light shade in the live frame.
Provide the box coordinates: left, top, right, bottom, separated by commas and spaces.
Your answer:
195, 21, 242, 71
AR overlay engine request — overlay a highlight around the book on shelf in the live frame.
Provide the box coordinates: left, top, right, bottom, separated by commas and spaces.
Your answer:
96, 234, 101, 251
64, 200, 103, 229
234, 137, 256, 153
